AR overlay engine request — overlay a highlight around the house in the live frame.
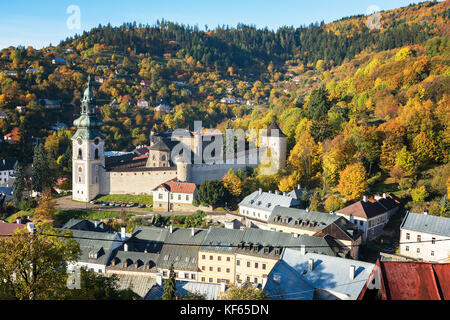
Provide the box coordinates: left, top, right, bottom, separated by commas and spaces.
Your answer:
220, 97, 236, 104
267, 206, 363, 259
109, 98, 120, 108
0, 157, 18, 186
0, 220, 26, 236
26, 68, 39, 74
0, 110, 7, 119
358, 260, 450, 300
137, 99, 149, 108
0, 186, 14, 205
399, 211, 450, 263
238, 188, 302, 223
52, 58, 66, 65
152, 180, 197, 212
38, 99, 61, 109
66, 229, 124, 274
264, 248, 375, 300
4, 128, 20, 144
16, 106, 26, 113
336, 194, 400, 242
63, 219, 112, 233
156, 226, 207, 282
140, 80, 151, 87
50, 122, 68, 131
94, 76, 105, 84
155, 100, 172, 112
6, 71, 18, 77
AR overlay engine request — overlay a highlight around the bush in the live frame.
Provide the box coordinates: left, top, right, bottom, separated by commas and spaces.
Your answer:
411, 185, 429, 202
324, 195, 344, 212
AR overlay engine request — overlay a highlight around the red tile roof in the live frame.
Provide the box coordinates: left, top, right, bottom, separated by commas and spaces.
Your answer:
359, 260, 450, 300
0, 220, 26, 236
156, 181, 197, 194
337, 194, 400, 220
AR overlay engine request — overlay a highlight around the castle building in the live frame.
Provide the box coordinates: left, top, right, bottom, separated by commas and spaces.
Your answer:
72, 78, 287, 203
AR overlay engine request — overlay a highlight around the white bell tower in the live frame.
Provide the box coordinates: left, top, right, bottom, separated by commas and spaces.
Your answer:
72, 76, 105, 202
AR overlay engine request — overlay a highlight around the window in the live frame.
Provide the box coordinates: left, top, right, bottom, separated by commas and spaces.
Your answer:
202, 266, 205, 271
247, 276, 250, 282
78, 149, 83, 159
417, 235, 421, 242
405, 246, 409, 251
236, 260, 240, 266
184, 273, 189, 279
209, 267, 213, 271
254, 278, 258, 284
202, 255, 206, 260
186, 195, 189, 201
406, 233, 410, 240
201, 277, 205, 282
158, 193, 163, 200
417, 248, 420, 253
226, 268, 230, 273
94, 149, 99, 159
431, 251, 435, 256
210, 256, 213, 260
226, 257, 230, 262
163, 271, 168, 277
209, 278, 213, 283
247, 262, 250, 268
218, 256, 221, 261
255, 263, 259, 269
432, 238, 436, 244
170, 194, 173, 200
178, 195, 181, 201
262, 264, 266, 270
191, 274, 196, 280
217, 267, 221, 272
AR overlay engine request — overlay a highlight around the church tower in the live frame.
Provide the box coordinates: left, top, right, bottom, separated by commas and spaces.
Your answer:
72, 76, 105, 202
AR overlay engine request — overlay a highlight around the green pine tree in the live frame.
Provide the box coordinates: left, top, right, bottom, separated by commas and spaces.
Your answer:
12, 162, 25, 209
162, 263, 177, 300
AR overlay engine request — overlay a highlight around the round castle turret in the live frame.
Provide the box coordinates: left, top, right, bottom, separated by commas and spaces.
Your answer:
175, 156, 192, 182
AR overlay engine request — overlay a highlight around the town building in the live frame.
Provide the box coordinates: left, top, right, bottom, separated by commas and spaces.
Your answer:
265, 248, 375, 300
267, 206, 363, 259
336, 194, 400, 242
38, 99, 61, 109
0, 220, 26, 236
399, 211, 450, 262
3, 128, 20, 144
152, 180, 197, 212
238, 187, 302, 222
137, 99, 149, 108
0, 157, 18, 186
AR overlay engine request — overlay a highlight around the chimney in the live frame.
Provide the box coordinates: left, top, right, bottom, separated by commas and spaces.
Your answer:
27, 222, 35, 234
16, 218, 22, 225
283, 192, 287, 196
424, 210, 429, 216
268, 190, 272, 194
298, 184, 301, 190
169, 225, 173, 233
330, 211, 335, 215
349, 265, 356, 280
308, 258, 314, 271
191, 227, 195, 237
275, 190, 279, 195
363, 196, 368, 203
121, 227, 126, 239
258, 188, 262, 195
300, 245, 306, 255
383, 193, 387, 199
124, 243, 129, 252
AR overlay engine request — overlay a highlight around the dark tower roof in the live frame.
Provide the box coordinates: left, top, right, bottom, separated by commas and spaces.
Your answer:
262, 120, 286, 138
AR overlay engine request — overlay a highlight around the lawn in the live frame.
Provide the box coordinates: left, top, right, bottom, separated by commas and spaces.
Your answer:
96, 194, 153, 206
55, 209, 136, 225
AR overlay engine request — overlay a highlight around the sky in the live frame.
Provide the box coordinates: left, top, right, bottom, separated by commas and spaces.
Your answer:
0, 0, 422, 49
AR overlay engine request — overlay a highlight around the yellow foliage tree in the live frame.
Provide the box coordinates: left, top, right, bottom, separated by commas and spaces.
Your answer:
221, 169, 243, 197
34, 191, 56, 220
338, 163, 368, 200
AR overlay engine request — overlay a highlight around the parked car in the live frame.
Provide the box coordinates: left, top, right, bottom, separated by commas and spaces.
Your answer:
102, 202, 109, 207
126, 202, 135, 207
137, 204, 145, 208
121, 203, 127, 207
114, 202, 121, 207
109, 202, 115, 206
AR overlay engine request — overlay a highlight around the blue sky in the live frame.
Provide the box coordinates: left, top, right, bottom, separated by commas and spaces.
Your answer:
0, 0, 420, 49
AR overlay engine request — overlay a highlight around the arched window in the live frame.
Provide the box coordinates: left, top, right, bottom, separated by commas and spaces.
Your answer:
162, 155, 166, 161
78, 148, 83, 159
95, 149, 99, 160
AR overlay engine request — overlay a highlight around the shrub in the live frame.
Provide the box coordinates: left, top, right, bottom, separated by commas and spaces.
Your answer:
411, 185, 429, 202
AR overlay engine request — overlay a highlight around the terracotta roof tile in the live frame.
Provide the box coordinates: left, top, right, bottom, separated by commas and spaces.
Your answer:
157, 181, 197, 194
0, 221, 26, 236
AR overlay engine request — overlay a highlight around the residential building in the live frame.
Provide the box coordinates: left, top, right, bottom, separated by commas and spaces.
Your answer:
140, 80, 152, 87
155, 100, 172, 112
156, 226, 207, 282
0, 110, 7, 119
63, 219, 112, 233
267, 206, 363, 259
399, 211, 450, 262
265, 248, 375, 300
336, 194, 400, 242
358, 260, 450, 300
152, 180, 197, 212
0, 220, 26, 236
26, 68, 39, 74
137, 99, 149, 108
52, 58, 66, 65
38, 99, 61, 109
4, 128, 20, 144
0, 157, 18, 186
238, 187, 302, 222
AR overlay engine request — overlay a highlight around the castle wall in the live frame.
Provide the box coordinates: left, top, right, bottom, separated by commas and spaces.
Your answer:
100, 169, 177, 196
189, 162, 258, 185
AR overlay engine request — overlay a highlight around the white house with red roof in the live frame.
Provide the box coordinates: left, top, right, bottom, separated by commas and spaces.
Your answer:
152, 180, 198, 212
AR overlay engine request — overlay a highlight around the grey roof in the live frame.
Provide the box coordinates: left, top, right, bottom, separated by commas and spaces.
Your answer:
157, 228, 207, 271
279, 248, 375, 300
261, 121, 287, 138
68, 229, 119, 265
400, 212, 450, 237
200, 227, 244, 253
111, 274, 156, 298
145, 281, 221, 300
63, 219, 110, 232
269, 207, 340, 230
109, 250, 159, 272
129, 225, 169, 252
149, 140, 170, 151
0, 187, 13, 196
237, 228, 336, 258
0, 157, 17, 171
239, 190, 300, 214
264, 260, 314, 300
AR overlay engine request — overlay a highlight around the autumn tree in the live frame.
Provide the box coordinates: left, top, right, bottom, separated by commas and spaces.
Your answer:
0, 222, 80, 300
222, 169, 243, 198
338, 163, 368, 200
34, 190, 56, 220
219, 284, 268, 300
